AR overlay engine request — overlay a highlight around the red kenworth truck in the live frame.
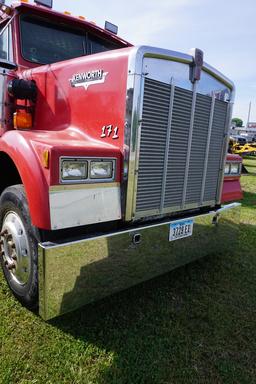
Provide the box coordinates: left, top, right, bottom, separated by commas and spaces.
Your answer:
0, 0, 241, 320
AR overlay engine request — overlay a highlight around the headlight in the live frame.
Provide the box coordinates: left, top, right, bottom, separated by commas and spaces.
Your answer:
224, 163, 231, 175
90, 161, 114, 179
224, 162, 241, 176
230, 163, 240, 175
61, 159, 88, 181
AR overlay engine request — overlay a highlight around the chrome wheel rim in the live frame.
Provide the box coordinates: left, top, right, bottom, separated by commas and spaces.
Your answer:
1, 212, 31, 286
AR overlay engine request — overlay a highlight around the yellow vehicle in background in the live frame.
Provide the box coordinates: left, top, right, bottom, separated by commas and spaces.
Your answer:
230, 140, 256, 156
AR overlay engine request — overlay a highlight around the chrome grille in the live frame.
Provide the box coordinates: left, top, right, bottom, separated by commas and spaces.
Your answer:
135, 77, 228, 216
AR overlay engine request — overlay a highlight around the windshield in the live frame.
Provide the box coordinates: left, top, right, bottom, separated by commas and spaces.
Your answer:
20, 15, 123, 64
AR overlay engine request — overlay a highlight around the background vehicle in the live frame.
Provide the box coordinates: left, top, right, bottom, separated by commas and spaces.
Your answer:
231, 135, 248, 145
0, 0, 240, 320
222, 154, 243, 202
231, 143, 256, 156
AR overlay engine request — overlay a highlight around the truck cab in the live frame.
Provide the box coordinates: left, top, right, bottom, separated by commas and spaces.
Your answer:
0, 1, 240, 319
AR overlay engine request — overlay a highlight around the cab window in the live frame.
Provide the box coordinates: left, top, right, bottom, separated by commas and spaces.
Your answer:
20, 15, 124, 65
0, 23, 13, 62
87, 34, 122, 54
0, 26, 8, 60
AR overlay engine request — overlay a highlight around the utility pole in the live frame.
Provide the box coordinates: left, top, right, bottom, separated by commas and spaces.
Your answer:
247, 101, 251, 128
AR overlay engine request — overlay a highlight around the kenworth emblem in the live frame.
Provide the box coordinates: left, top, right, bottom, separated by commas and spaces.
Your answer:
70, 70, 108, 90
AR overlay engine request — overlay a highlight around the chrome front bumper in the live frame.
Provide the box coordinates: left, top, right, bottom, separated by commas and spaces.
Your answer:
38, 203, 240, 320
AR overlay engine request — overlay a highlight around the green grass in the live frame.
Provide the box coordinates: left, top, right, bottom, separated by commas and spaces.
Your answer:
1, 167, 256, 384
243, 156, 256, 174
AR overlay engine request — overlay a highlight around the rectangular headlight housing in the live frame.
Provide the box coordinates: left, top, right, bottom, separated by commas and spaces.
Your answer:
61, 159, 88, 181
224, 162, 241, 176
230, 163, 240, 175
90, 161, 114, 179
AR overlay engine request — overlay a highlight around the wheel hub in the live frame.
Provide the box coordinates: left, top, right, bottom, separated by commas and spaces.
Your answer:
0, 212, 31, 286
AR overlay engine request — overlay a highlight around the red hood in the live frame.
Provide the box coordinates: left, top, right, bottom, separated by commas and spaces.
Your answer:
21, 48, 133, 156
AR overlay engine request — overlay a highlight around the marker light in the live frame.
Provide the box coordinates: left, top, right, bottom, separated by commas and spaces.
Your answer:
78, 16, 85, 20
64, 11, 71, 15
42, 149, 49, 169
13, 110, 32, 130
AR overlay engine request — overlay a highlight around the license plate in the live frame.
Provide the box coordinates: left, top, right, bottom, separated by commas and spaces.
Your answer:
169, 219, 193, 241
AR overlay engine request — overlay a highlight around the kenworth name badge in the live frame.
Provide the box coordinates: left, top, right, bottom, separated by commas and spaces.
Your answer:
70, 70, 108, 90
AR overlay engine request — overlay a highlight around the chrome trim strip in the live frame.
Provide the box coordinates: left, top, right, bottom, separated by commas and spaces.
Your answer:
160, 81, 175, 213
50, 182, 120, 192
122, 74, 136, 218
131, 75, 146, 219
182, 82, 198, 208
125, 73, 145, 221
124, 75, 141, 220
216, 101, 235, 204
200, 94, 216, 205
128, 46, 234, 92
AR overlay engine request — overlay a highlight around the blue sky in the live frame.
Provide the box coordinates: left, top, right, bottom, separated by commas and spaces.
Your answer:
8, 0, 256, 124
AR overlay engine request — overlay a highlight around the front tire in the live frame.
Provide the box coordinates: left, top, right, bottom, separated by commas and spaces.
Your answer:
0, 185, 39, 309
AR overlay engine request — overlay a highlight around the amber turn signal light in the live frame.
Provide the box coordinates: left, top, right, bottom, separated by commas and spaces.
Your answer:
42, 149, 50, 169
13, 110, 32, 130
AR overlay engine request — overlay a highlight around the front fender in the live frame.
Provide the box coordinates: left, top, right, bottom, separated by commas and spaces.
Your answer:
0, 131, 51, 229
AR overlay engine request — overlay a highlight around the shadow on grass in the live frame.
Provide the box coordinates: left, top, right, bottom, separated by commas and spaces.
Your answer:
241, 191, 256, 209
49, 221, 256, 384
242, 156, 256, 175
243, 169, 256, 176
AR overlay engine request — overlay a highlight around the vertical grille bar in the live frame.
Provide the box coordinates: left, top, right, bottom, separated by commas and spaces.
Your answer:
200, 94, 215, 205
164, 87, 193, 209
216, 101, 233, 204
160, 82, 175, 213
181, 82, 198, 208
185, 94, 212, 205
